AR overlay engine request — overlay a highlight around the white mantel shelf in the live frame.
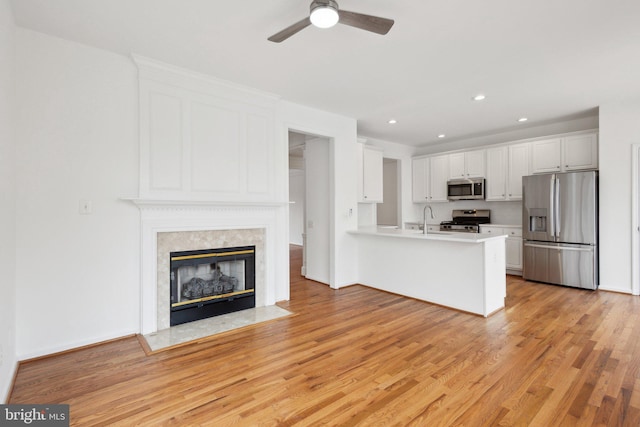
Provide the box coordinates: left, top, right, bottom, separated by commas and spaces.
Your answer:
123, 198, 290, 209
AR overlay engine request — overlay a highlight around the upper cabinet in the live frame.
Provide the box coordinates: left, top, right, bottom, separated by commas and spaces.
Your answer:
359, 145, 383, 203
531, 132, 598, 174
485, 147, 508, 201
413, 130, 597, 203
449, 149, 486, 179
412, 154, 449, 203
412, 157, 429, 203
563, 133, 599, 171
485, 143, 530, 201
430, 154, 450, 202
506, 143, 531, 200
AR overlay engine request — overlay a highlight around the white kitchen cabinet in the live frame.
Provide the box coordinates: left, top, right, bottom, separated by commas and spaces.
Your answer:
480, 226, 523, 273
449, 149, 485, 179
486, 143, 530, 201
563, 133, 598, 171
359, 146, 383, 203
507, 143, 530, 200
531, 132, 598, 174
412, 155, 449, 203
504, 228, 523, 272
486, 146, 508, 201
430, 154, 450, 202
480, 226, 504, 236
412, 157, 429, 203
531, 138, 562, 173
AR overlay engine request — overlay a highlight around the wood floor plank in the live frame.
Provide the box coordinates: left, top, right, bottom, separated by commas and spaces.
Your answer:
9, 244, 640, 426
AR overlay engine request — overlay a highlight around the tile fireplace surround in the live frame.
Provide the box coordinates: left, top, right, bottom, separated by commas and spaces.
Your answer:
132, 200, 284, 335
157, 228, 264, 330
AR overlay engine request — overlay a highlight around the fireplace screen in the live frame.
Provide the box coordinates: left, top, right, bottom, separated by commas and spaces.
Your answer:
170, 246, 255, 326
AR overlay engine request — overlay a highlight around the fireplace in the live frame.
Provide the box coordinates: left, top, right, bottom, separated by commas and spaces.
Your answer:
170, 245, 256, 326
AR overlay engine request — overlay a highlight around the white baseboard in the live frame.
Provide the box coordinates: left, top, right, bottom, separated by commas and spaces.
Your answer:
17, 328, 138, 362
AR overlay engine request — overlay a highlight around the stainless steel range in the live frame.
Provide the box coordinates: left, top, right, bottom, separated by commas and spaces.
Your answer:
440, 209, 491, 233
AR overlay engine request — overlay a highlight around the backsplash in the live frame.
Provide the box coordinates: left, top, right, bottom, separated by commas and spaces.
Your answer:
412, 200, 522, 226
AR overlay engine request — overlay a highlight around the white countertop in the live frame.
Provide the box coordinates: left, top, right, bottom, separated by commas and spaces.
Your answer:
351, 226, 507, 243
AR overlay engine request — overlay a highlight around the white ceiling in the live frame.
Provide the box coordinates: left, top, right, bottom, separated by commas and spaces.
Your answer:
9, 0, 640, 146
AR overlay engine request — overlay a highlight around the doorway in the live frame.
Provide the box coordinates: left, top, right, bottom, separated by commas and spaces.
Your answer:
288, 131, 331, 285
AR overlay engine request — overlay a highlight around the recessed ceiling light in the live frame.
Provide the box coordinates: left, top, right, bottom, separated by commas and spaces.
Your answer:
438, 134, 446, 138
472, 94, 486, 101
388, 119, 397, 124
517, 117, 528, 122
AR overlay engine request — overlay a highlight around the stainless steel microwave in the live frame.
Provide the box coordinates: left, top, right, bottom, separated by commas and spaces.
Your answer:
447, 178, 485, 200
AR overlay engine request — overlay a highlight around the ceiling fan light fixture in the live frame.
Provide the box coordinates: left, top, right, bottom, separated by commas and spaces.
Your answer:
310, 0, 340, 28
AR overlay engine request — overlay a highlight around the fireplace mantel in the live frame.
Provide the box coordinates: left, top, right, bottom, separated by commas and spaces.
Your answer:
129, 198, 286, 334
125, 198, 289, 209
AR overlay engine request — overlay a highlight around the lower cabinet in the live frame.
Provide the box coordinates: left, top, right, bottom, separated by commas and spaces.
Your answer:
480, 226, 523, 274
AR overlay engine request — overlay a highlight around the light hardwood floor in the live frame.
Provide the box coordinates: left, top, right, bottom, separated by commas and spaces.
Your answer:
9, 245, 640, 426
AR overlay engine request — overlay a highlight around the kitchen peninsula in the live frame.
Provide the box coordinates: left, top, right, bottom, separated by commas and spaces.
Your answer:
350, 227, 507, 317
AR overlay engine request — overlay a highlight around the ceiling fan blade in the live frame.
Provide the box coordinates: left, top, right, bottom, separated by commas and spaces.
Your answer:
338, 10, 394, 35
268, 17, 312, 43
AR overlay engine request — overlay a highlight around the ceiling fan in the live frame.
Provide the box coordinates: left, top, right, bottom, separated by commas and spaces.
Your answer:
268, 0, 394, 43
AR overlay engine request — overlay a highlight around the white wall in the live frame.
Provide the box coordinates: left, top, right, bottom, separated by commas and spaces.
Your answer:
0, 0, 17, 403
14, 29, 140, 359
304, 138, 330, 283
599, 98, 640, 293
5, 27, 358, 360
288, 169, 305, 245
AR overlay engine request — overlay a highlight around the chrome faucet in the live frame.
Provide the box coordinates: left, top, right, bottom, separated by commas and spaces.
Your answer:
423, 205, 434, 234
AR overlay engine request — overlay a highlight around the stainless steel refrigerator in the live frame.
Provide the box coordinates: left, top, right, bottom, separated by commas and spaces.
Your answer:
522, 171, 598, 289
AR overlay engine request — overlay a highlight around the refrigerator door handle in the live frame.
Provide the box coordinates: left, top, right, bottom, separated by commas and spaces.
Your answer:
554, 177, 561, 238
549, 176, 556, 238
524, 242, 594, 252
